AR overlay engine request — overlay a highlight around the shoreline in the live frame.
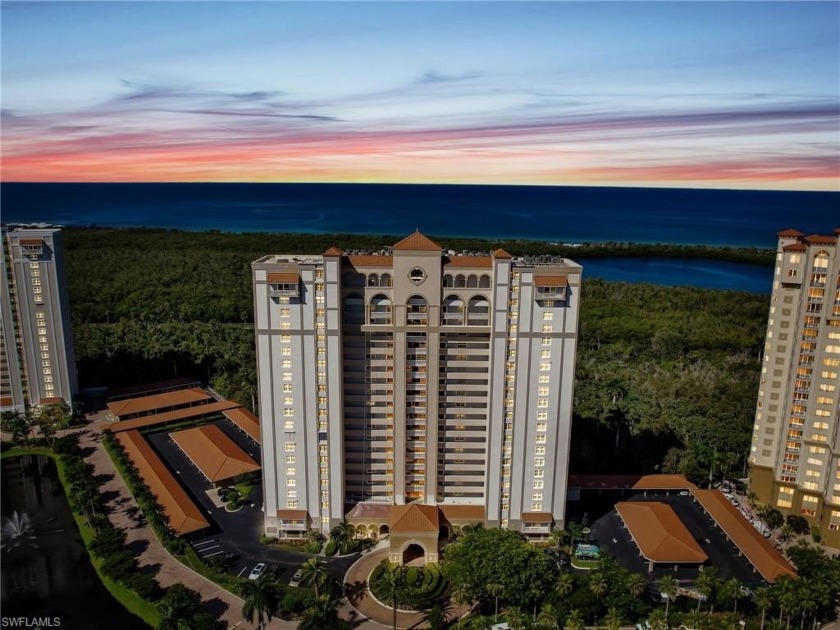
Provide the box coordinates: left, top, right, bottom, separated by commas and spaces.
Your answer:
61, 226, 775, 267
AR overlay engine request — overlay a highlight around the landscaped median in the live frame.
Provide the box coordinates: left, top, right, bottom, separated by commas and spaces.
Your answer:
1, 440, 162, 627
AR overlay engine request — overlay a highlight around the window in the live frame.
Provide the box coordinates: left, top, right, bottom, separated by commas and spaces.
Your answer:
281, 347, 292, 356
287, 490, 297, 498
539, 362, 551, 371
42, 360, 50, 367
282, 359, 292, 368
284, 395, 294, 405
543, 312, 553, 321
535, 446, 545, 455
283, 384, 293, 393
536, 422, 547, 432
285, 443, 296, 452
286, 467, 296, 475
534, 469, 544, 478
537, 399, 548, 408
284, 408, 294, 417
285, 455, 295, 464
542, 324, 553, 333
42, 368, 51, 375
286, 478, 296, 487
283, 372, 292, 381
281, 334, 291, 342
280, 308, 290, 317
44, 376, 53, 383
533, 480, 544, 489
532, 492, 543, 501
280, 321, 291, 329
536, 434, 546, 443
38, 327, 46, 335
534, 457, 545, 467
538, 374, 550, 384
542, 337, 552, 346
531, 503, 542, 512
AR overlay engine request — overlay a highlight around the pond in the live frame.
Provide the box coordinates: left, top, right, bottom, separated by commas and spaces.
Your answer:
0, 455, 149, 629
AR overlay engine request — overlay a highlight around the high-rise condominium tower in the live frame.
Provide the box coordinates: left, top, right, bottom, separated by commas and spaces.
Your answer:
253, 232, 581, 539
750, 227, 840, 547
1, 228, 78, 412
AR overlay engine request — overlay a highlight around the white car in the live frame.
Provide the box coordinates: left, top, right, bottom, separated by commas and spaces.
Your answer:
248, 563, 266, 580
289, 569, 303, 587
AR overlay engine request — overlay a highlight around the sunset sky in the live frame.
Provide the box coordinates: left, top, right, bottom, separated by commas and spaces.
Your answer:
2, 1, 838, 189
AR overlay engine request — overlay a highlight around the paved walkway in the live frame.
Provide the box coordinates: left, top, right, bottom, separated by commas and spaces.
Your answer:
80, 415, 398, 629
79, 419, 295, 629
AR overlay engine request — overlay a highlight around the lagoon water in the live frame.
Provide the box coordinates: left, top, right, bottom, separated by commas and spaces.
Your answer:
0, 456, 148, 629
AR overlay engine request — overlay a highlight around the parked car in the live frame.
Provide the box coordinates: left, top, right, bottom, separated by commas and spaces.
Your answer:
248, 563, 266, 580
289, 569, 303, 587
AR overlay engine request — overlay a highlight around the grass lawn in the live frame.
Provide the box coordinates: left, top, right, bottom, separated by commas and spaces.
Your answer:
570, 557, 600, 570
1, 445, 161, 627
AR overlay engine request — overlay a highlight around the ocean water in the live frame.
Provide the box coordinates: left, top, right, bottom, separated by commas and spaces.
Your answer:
2, 182, 836, 248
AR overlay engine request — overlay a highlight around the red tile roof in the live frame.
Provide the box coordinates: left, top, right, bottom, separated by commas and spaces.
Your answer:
106, 378, 200, 400
443, 256, 493, 268
616, 502, 707, 564
323, 246, 343, 256
170, 424, 260, 484
106, 387, 211, 419
492, 248, 512, 259
534, 275, 569, 287
116, 430, 210, 536
783, 244, 807, 252
223, 407, 260, 443
18, 239, 44, 247
392, 231, 442, 252
277, 509, 309, 521
521, 512, 553, 523
803, 234, 837, 245
568, 474, 697, 490
439, 505, 485, 521
691, 490, 795, 582
345, 255, 393, 268
39, 397, 64, 405
777, 229, 804, 237
390, 504, 440, 533
105, 400, 240, 433
346, 502, 393, 519
266, 272, 300, 283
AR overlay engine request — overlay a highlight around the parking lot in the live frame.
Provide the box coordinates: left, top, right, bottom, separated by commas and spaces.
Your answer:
587, 493, 765, 587
143, 417, 358, 585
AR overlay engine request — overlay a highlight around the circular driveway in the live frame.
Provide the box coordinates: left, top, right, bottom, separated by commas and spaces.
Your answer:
344, 547, 443, 629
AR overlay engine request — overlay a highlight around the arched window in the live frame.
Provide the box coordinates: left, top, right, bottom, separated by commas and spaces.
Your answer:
343, 293, 365, 325
442, 274, 454, 288
442, 295, 464, 326
406, 295, 428, 326
368, 294, 392, 325
380, 273, 392, 287
479, 275, 491, 288
466, 274, 478, 288
455, 274, 466, 288
813, 251, 830, 270
367, 273, 379, 287
467, 295, 490, 326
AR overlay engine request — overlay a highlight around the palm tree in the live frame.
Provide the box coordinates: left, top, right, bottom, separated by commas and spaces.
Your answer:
776, 577, 798, 630
648, 608, 668, 630
696, 569, 718, 614
567, 521, 585, 548
754, 587, 773, 630
627, 573, 647, 598
589, 572, 608, 599
300, 557, 330, 597
537, 602, 561, 629
555, 572, 575, 601
659, 575, 678, 620
330, 521, 355, 554
603, 607, 623, 630
566, 608, 586, 630
720, 578, 743, 614
380, 565, 400, 630
298, 593, 348, 630
506, 606, 529, 630
486, 581, 505, 623
684, 609, 704, 630
240, 573, 279, 630
451, 585, 471, 630
550, 527, 570, 551
423, 604, 445, 630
